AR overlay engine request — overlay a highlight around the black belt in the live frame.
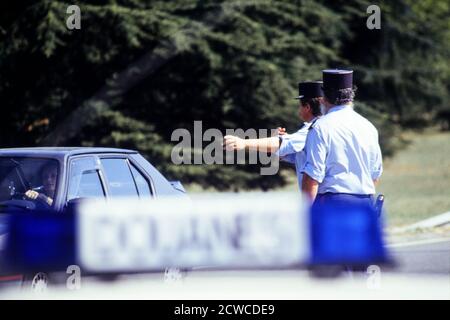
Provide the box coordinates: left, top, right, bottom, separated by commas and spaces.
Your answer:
318, 192, 373, 198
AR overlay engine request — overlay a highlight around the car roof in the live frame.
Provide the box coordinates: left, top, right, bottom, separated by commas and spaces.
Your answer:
0, 147, 138, 159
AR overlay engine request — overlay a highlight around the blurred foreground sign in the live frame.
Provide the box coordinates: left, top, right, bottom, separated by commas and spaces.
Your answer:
78, 193, 309, 273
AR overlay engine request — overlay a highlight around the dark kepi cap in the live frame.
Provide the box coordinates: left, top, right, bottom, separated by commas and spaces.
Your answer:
294, 81, 324, 100
322, 69, 353, 90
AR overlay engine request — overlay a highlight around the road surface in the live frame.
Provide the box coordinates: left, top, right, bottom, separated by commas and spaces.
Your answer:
388, 238, 450, 275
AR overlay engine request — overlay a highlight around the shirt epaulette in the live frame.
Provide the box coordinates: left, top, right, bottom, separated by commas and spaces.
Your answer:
308, 118, 319, 131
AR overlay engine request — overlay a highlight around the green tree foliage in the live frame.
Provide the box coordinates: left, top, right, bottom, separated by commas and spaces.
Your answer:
338, 0, 450, 124
0, 0, 448, 189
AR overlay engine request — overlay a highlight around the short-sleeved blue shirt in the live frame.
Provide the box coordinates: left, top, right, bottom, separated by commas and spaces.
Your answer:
299, 105, 383, 195
276, 118, 318, 188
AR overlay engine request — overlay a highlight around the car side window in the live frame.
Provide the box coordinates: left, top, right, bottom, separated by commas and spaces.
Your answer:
129, 164, 152, 197
68, 157, 105, 201
100, 158, 138, 197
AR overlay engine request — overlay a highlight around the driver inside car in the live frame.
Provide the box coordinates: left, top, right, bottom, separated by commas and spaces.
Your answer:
24, 162, 57, 206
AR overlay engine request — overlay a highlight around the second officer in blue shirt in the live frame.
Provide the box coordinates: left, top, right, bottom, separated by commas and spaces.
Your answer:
224, 81, 323, 188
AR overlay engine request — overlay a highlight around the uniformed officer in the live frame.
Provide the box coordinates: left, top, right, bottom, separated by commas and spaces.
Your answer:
300, 70, 383, 205
224, 81, 323, 188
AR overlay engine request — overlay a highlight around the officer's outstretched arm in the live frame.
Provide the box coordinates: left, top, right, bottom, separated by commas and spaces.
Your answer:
223, 135, 280, 153
302, 174, 319, 202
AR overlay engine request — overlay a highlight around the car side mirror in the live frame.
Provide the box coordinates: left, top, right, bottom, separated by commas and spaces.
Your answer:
65, 198, 87, 214
170, 181, 186, 193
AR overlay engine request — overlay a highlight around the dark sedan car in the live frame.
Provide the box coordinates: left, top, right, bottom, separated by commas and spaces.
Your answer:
0, 147, 186, 290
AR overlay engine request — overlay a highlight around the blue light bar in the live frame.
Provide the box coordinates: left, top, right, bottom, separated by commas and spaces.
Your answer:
309, 199, 387, 266
2, 193, 390, 273
5, 211, 76, 272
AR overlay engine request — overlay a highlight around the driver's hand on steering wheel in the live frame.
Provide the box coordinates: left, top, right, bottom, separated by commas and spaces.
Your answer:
25, 190, 39, 200
25, 190, 53, 206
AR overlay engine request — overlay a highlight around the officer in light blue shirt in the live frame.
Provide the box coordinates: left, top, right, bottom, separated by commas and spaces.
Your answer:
223, 81, 323, 189
300, 70, 383, 205
276, 119, 315, 188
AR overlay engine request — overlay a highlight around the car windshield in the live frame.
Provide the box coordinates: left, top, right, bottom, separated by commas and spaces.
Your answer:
0, 157, 59, 209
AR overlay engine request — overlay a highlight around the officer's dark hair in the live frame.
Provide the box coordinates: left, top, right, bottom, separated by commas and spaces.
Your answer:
324, 87, 357, 105
301, 98, 322, 117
